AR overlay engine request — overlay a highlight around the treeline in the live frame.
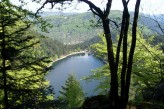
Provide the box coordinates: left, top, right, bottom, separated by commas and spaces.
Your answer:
38, 33, 101, 59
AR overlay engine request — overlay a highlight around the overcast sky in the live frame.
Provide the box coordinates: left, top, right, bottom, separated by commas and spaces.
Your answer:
9, 0, 164, 14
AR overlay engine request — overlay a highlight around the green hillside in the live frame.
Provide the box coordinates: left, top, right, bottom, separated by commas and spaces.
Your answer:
36, 11, 163, 46
36, 12, 102, 44
34, 11, 164, 57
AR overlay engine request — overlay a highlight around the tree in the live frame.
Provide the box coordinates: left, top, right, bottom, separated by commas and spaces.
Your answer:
0, 1, 54, 108
58, 74, 84, 109
86, 31, 164, 102
35, 0, 141, 108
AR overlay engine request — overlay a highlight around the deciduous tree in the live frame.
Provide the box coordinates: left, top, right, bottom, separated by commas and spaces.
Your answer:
86, 30, 164, 102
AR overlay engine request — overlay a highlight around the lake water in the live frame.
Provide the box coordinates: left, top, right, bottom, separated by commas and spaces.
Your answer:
45, 53, 105, 98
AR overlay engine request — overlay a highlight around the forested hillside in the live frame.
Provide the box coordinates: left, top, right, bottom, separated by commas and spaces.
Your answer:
36, 12, 102, 44
37, 32, 101, 59
36, 11, 163, 48
35, 11, 164, 59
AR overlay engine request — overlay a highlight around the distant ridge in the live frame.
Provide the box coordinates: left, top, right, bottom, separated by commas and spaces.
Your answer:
39, 11, 79, 16
35, 10, 164, 45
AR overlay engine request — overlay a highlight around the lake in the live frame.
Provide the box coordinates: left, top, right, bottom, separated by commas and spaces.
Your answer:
45, 53, 105, 98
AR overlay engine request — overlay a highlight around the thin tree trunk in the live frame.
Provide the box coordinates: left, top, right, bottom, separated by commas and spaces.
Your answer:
120, 1, 130, 108
125, 0, 141, 105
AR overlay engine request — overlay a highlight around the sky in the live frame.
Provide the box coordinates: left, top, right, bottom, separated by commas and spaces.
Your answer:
9, 0, 164, 15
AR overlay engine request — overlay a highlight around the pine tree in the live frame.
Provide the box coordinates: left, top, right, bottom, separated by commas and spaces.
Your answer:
0, 1, 54, 108
59, 74, 84, 109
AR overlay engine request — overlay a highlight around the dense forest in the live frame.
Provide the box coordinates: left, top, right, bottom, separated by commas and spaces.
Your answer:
0, 0, 164, 109
37, 11, 164, 44
36, 11, 164, 59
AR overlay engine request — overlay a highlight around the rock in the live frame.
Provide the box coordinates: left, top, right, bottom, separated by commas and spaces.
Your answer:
153, 82, 164, 102
142, 87, 154, 101
79, 95, 109, 109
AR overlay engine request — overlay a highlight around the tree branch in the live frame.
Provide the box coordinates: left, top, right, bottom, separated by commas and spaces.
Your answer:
35, 1, 48, 15
36, 0, 103, 17
80, 0, 103, 17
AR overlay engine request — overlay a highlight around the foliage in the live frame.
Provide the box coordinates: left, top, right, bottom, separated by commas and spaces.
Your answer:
0, 1, 55, 108
58, 74, 84, 109
90, 34, 108, 61
87, 31, 164, 101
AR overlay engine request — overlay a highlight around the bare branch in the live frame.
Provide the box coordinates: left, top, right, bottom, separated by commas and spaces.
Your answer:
35, 1, 48, 15
141, 15, 164, 36
127, 0, 130, 4
90, 7, 99, 16
81, 0, 103, 17
109, 19, 119, 28
36, 0, 103, 17
152, 14, 164, 34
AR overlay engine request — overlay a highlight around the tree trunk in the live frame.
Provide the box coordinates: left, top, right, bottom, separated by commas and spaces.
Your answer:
120, 1, 130, 108
125, 0, 141, 104
102, 18, 118, 109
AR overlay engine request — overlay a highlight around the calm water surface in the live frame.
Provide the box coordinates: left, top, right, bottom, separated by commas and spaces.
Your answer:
45, 53, 105, 98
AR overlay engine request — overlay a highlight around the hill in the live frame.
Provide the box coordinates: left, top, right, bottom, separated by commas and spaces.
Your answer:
34, 11, 123, 58
36, 12, 102, 44
35, 10, 164, 48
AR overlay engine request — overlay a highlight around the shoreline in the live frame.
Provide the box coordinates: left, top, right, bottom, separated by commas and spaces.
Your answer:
48, 51, 89, 67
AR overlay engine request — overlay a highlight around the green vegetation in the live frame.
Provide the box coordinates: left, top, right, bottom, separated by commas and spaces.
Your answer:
85, 30, 164, 106
36, 11, 164, 60
36, 12, 102, 44
37, 11, 164, 46
0, 0, 164, 108
0, 1, 54, 108
58, 74, 84, 109
39, 34, 101, 59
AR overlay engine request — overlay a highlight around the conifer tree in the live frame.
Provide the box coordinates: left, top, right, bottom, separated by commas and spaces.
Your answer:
0, 1, 54, 108
59, 74, 84, 109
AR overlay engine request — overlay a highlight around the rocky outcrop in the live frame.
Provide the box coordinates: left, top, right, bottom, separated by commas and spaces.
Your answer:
142, 87, 154, 101
79, 95, 109, 109
152, 82, 164, 102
